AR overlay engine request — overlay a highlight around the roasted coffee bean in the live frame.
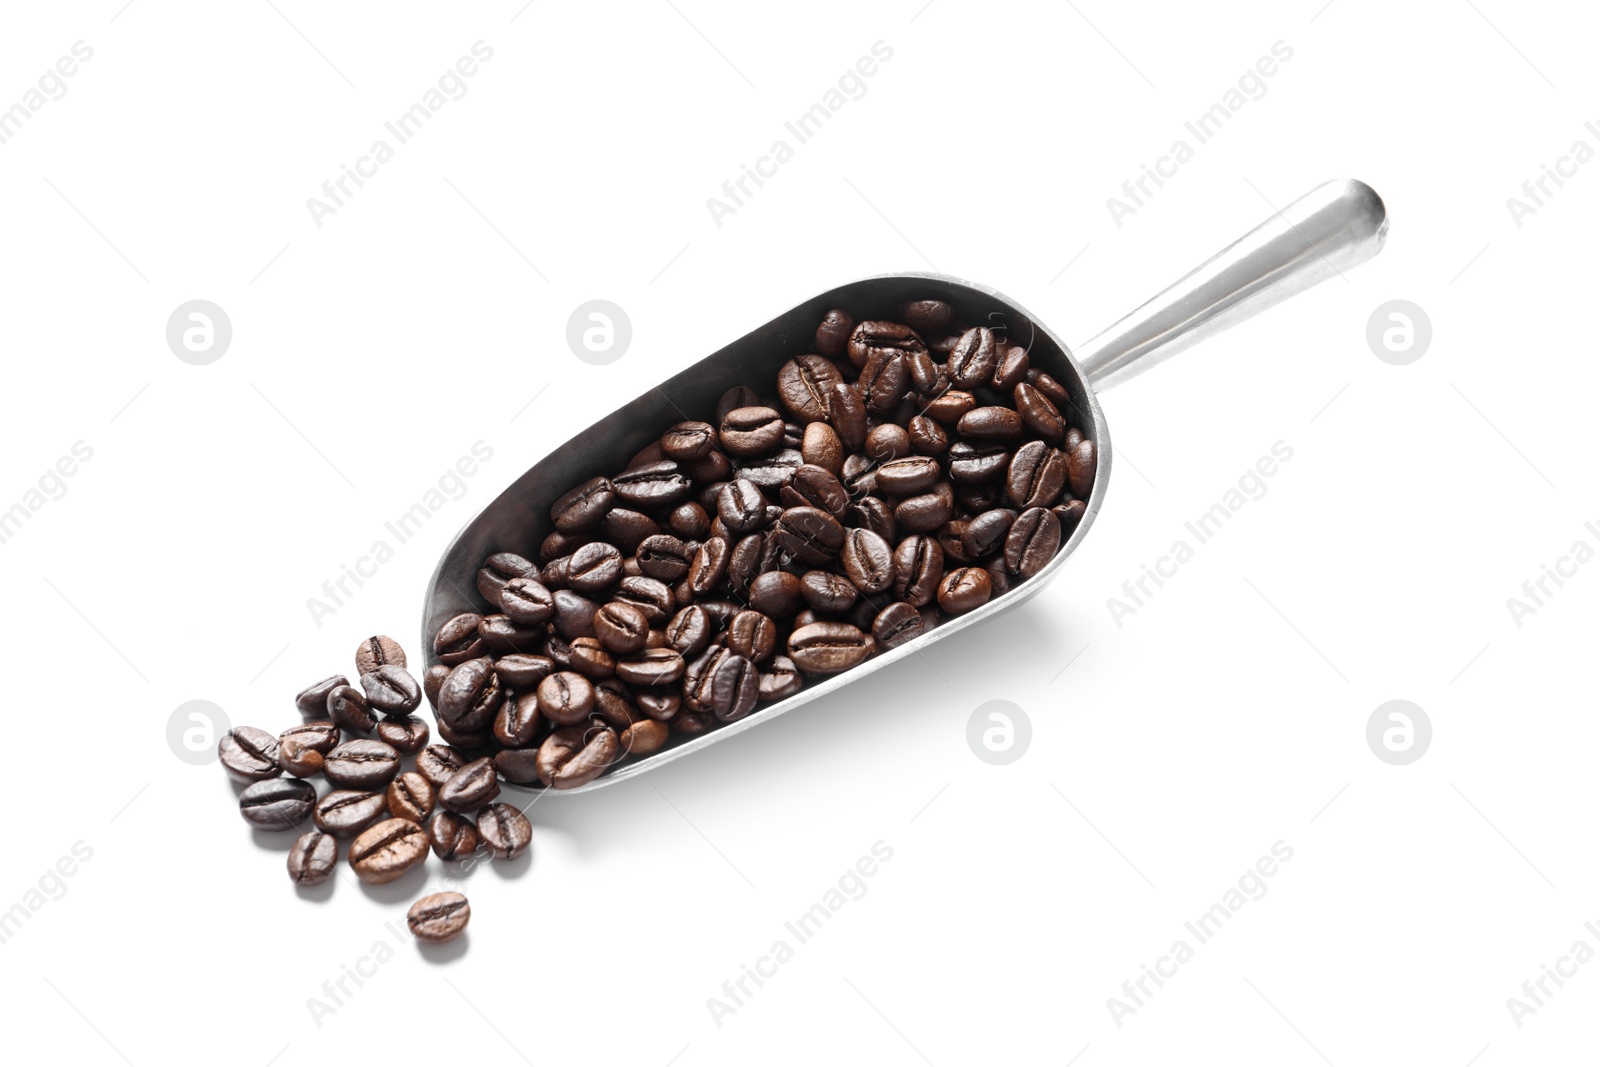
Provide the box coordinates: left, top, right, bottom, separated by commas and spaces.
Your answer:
361, 665, 422, 718
278, 737, 324, 778
550, 591, 601, 640
438, 758, 501, 814
957, 481, 1004, 514
408, 892, 470, 943
348, 818, 428, 884
354, 635, 406, 675
387, 772, 435, 823
727, 532, 769, 594
860, 350, 910, 414
493, 692, 545, 749
551, 476, 615, 533
1067, 438, 1096, 498
632, 534, 690, 584
377, 717, 430, 755
747, 570, 805, 616
726, 610, 778, 662
613, 461, 693, 507
432, 613, 486, 666
958, 405, 1024, 441
665, 604, 714, 658
866, 424, 912, 462
478, 552, 540, 601
567, 542, 624, 594
672, 711, 716, 736
536, 671, 596, 725
847, 320, 926, 370
295, 675, 347, 720
705, 653, 759, 722
327, 685, 377, 735
872, 601, 925, 650
848, 496, 897, 543
438, 657, 504, 734
661, 420, 719, 461
1026, 367, 1074, 408
908, 415, 948, 455
937, 566, 992, 614
948, 442, 1011, 485
923, 389, 975, 424
781, 465, 848, 517
788, 622, 873, 675
537, 724, 620, 789
620, 718, 670, 756
667, 501, 712, 540
416, 745, 470, 788
288, 831, 337, 886
239, 778, 316, 831
717, 479, 768, 536
477, 803, 532, 860
815, 308, 854, 356
800, 570, 858, 614
616, 647, 687, 686
718, 384, 762, 422
937, 520, 975, 566
314, 789, 388, 838
992, 344, 1030, 391
896, 299, 953, 332
427, 811, 480, 860
637, 688, 682, 721
479, 613, 549, 653
801, 421, 844, 474
962, 509, 1016, 559
893, 535, 945, 607
719, 407, 786, 456
894, 482, 955, 534
685, 449, 734, 484
494, 747, 544, 785
835, 527, 895, 594
436, 717, 492, 751
760, 656, 803, 701
1005, 506, 1061, 579
280, 720, 339, 755
947, 326, 999, 388
828, 382, 868, 451
687, 536, 730, 596
568, 636, 616, 679
595, 601, 651, 655
590, 678, 637, 731
875, 457, 941, 496
614, 576, 675, 624
1014, 382, 1065, 440
496, 577, 554, 626
986, 557, 1012, 597
539, 530, 591, 563
774, 506, 845, 564
777, 355, 844, 423
1054, 498, 1087, 535
542, 554, 572, 589
324, 739, 401, 789
219, 726, 281, 784
1007, 441, 1069, 510
736, 448, 803, 490
489, 655, 551, 691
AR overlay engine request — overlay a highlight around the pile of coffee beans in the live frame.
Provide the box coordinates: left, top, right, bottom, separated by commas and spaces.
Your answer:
226, 633, 528, 945
426, 300, 1093, 789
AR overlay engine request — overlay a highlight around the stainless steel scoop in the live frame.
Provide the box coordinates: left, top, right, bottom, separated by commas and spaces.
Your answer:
422, 178, 1388, 793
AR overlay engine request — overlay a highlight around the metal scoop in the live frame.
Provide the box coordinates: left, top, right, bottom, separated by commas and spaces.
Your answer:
421, 178, 1388, 793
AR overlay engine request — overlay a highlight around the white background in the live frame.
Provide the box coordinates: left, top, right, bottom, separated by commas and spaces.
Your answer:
1, 1, 1594, 1064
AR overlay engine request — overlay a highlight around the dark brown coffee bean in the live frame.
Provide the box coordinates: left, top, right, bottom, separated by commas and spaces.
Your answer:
948, 442, 1011, 485
866, 424, 912, 462
908, 415, 948, 455
685, 449, 734, 484
312, 790, 387, 838
324, 739, 401, 789
992, 344, 1030, 391
875, 457, 941, 496
706, 653, 760, 722
893, 535, 944, 607
588, 678, 635, 731
218, 727, 280, 784
387, 772, 435, 823
923, 389, 975, 424
780, 465, 848, 517
478, 553, 540, 604
488, 656, 550, 692
288, 831, 337, 886
683, 535, 730, 596
613, 461, 693, 507
477, 803, 532, 860
539, 530, 592, 563
665, 500, 710, 540
620, 718, 670, 756
376, 717, 430, 755
777, 355, 844, 423
673, 711, 716, 736
348, 818, 428, 883
747, 570, 805, 617
726, 611, 777, 662
894, 482, 955, 534
239, 778, 316, 830
1026, 368, 1074, 409
432, 614, 485, 667
568, 637, 616, 679
665, 605, 714, 659
796, 570, 854, 614
416, 745, 469, 788
435, 717, 492, 751
937, 520, 975, 565
637, 688, 681, 721
439, 758, 501, 814
479, 613, 548, 653
537, 724, 620, 789
494, 747, 543, 785
947, 326, 999, 388
630, 536, 688, 585
718, 384, 762, 422
327, 684, 377, 735
551, 476, 615, 532
736, 448, 803, 490
896, 299, 953, 332
427, 811, 480, 860
616, 647, 687, 686
815, 309, 854, 356
1005, 506, 1062, 578
774, 506, 845, 564
408, 891, 470, 942
788, 622, 873, 675
963, 509, 1016, 558
847, 320, 926, 370
295, 675, 347, 720
536, 671, 595, 725
828, 382, 869, 452
938, 566, 992, 614
1007, 441, 1069, 510
354, 635, 406, 675
280, 720, 339, 755
361, 665, 421, 718
759, 656, 803, 701
847, 496, 897, 544
801, 421, 844, 474
1054, 498, 1087, 535
958, 405, 1024, 441
550, 591, 601, 640
720, 407, 786, 456
278, 737, 324, 778
491, 692, 543, 749
566, 542, 623, 594
1014, 382, 1065, 440
438, 657, 504, 734
613, 576, 675, 624
859, 350, 910, 414
717, 479, 768, 537
871, 602, 924, 650
592, 601, 649, 655
661, 420, 719, 461
1068, 438, 1096, 498
836, 528, 894, 594
494, 577, 553, 626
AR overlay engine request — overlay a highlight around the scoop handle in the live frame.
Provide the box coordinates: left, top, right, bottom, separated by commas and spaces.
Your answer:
1075, 179, 1388, 391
